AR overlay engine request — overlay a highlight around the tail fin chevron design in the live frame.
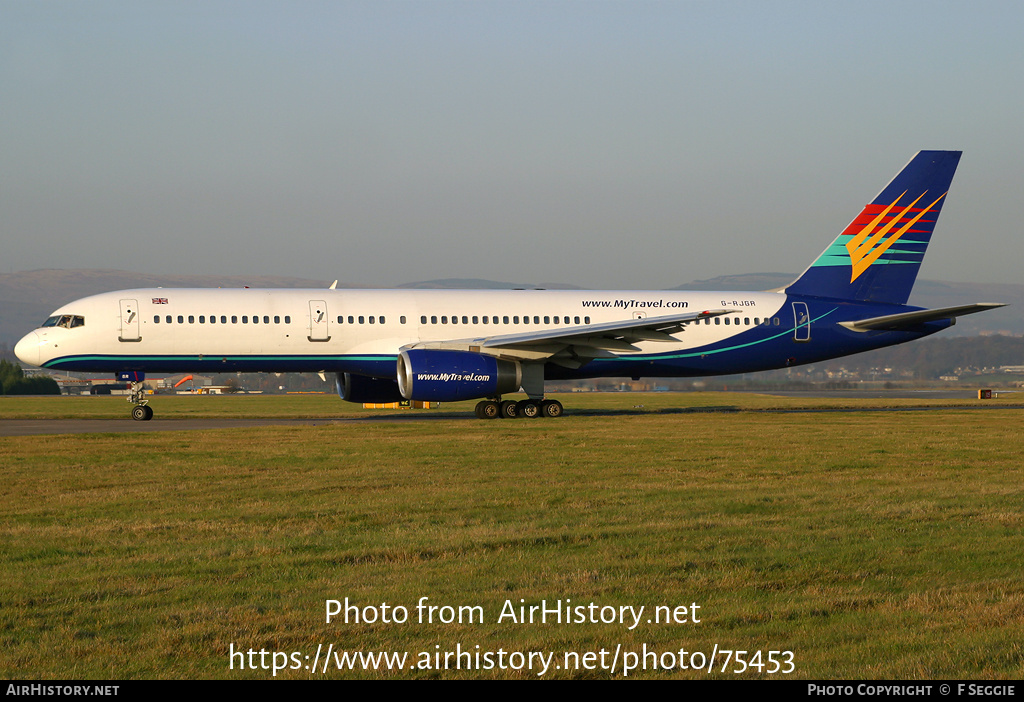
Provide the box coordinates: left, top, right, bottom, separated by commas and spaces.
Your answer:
845, 190, 947, 283
787, 151, 962, 305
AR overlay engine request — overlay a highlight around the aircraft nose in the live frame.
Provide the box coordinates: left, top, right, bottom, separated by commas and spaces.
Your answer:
14, 331, 41, 367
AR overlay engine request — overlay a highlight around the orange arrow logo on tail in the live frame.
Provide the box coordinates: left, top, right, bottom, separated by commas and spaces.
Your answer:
846, 190, 946, 282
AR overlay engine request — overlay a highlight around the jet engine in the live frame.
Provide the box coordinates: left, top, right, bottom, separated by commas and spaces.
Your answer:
397, 349, 521, 402
335, 372, 405, 404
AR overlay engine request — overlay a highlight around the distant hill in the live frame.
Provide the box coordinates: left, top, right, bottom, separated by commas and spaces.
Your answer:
669, 273, 794, 292
1, 269, 1019, 349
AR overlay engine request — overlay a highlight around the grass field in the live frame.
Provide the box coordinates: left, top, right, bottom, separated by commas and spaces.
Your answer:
1, 393, 1022, 679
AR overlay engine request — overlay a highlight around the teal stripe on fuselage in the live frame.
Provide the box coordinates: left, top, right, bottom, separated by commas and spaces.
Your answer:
601, 307, 837, 363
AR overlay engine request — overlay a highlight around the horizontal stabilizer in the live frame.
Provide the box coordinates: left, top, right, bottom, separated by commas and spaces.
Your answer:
838, 303, 1006, 332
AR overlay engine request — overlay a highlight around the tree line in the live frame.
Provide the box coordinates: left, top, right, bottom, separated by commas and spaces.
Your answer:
0, 360, 60, 395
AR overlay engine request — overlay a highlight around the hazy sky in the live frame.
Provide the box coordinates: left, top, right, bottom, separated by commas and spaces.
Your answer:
2, 1, 1022, 289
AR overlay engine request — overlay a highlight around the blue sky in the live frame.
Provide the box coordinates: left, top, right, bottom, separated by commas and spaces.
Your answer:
2, 1, 1022, 289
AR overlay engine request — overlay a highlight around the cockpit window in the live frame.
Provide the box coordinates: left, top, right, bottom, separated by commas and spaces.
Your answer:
41, 315, 84, 329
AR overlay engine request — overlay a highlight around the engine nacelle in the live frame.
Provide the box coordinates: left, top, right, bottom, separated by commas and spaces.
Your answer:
335, 372, 405, 404
397, 349, 521, 402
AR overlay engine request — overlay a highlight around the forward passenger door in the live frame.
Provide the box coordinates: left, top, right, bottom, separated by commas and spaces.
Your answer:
119, 299, 141, 342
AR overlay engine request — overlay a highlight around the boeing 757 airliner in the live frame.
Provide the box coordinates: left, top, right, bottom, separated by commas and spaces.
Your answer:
15, 151, 1005, 419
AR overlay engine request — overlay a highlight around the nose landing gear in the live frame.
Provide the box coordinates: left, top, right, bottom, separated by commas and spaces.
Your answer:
123, 375, 153, 421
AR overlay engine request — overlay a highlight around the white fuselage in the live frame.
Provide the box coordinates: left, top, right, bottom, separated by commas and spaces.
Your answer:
17, 287, 788, 373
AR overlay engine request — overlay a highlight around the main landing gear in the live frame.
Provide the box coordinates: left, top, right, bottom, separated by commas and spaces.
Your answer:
128, 380, 153, 421
474, 397, 564, 419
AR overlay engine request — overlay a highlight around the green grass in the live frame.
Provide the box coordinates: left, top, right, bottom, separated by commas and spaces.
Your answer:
0, 389, 1020, 419
1, 394, 1022, 678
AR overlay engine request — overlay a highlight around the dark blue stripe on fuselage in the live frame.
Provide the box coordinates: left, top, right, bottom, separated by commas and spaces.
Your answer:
43, 355, 399, 377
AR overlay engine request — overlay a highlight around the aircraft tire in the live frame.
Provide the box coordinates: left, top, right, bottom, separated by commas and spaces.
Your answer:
132, 405, 149, 421
517, 400, 540, 419
475, 400, 500, 419
540, 399, 563, 418
499, 400, 518, 418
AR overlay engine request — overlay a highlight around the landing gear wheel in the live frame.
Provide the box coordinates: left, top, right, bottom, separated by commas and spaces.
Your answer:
516, 400, 540, 418
475, 400, 500, 419
499, 400, 518, 418
126, 379, 152, 421
540, 399, 564, 418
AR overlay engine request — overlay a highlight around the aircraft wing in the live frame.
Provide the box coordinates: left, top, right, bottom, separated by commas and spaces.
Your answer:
403, 309, 737, 364
838, 303, 1007, 332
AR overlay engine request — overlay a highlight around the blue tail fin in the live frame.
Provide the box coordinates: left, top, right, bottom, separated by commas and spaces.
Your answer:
786, 150, 962, 305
